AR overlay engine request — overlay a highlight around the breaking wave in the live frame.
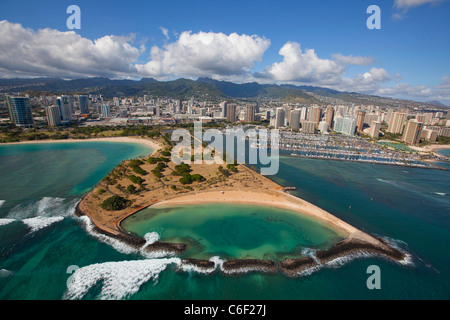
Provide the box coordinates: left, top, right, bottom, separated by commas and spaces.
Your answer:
22, 216, 64, 232
143, 232, 160, 246
64, 258, 181, 300
180, 256, 225, 274
0, 219, 16, 227
77, 216, 140, 255
0, 200, 5, 208
6, 197, 79, 220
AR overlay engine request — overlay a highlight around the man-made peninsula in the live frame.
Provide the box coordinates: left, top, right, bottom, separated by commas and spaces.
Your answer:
75, 137, 407, 276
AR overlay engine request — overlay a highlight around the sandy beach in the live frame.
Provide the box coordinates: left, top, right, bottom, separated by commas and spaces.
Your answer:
151, 190, 383, 247
424, 144, 450, 152
1, 137, 163, 155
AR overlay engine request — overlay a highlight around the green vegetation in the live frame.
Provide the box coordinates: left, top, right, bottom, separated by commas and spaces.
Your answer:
131, 165, 148, 176
437, 136, 450, 144
151, 162, 166, 178
100, 195, 130, 211
172, 163, 192, 176
126, 185, 138, 194
380, 129, 402, 141
128, 174, 144, 185
147, 156, 170, 164
179, 173, 206, 185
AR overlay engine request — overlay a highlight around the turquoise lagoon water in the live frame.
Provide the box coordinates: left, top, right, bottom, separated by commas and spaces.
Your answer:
122, 203, 346, 260
0, 142, 449, 300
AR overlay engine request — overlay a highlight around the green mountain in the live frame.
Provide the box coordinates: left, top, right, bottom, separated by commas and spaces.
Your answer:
0, 77, 447, 109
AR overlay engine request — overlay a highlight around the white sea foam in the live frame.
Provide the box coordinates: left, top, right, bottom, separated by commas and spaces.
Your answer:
7, 197, 79, 220
0, 219, 16, 226
63, 258, 181, 300
0, 269, 14, 278
301, 248, 321, 264
77, 216, 140, 255
139, 232, 174, 258
180, 256, 224, 274
78, 217, 175, 258
325, 251, 374, 268
209, 256, 225, 271
0, 200, 5, 208
435, 192, 446, 196
379, 236, 414, 267
180, 263, 215, 274
22, 216, 64, 232
143, 232, 160, 246
294, 265, 323, 277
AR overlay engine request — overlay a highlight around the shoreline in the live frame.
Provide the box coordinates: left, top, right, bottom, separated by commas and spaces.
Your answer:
0, 136, 163, 154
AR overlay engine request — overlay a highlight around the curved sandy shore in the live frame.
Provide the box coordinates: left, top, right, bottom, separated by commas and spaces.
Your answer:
151, 190, 381, 247
0, 136, 163, 154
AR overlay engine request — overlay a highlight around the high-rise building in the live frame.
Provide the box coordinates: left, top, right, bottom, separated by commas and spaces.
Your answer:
275, 108, 285, 129
402, 120, 423, 145
333, 116, 344, 133
421, 128, 438, 143
101, 104, 111, 117
385, 108, 394, 124
301, 120, 315, 133
245, 104, 256, 122
325, 106, 334, 129
78, 95, 90, 114
6, 96, 33, 128
333, 115, 356, 136
220, 101, 228, 118
369, 121, 381, 139
226, 104, 237, 122
387, 112, 408, 134
341, 116, 357, 136
356, 110, 366, 133
46, 105, 61, 127
312, 107, 322, 129
289, 110, 301, 131
300, 107, 308, 121
57, 95, 73, 121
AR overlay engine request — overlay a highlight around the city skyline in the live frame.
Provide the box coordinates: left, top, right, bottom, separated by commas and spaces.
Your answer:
0, 0, 450, 105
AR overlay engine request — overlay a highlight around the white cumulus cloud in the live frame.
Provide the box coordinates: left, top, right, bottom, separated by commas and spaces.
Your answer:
136, 31, 271, 79
256, 41, 391, 94
258, 42, 344, 84
0, 20, 142, 78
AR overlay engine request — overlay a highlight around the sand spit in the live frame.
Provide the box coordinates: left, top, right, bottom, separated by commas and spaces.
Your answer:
73, 137, 408, 276
1, 136, 163, 153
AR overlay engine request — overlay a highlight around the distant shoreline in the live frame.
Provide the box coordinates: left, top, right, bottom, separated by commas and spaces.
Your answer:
0, 137, 163, 154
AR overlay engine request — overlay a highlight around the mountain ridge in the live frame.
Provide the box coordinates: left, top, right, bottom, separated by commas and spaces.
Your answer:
0, 77, 448, 109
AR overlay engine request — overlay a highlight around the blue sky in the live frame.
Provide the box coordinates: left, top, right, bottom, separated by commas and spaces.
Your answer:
1, 0, 449, 104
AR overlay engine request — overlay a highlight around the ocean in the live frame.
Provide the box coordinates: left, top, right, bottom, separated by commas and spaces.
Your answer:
0, 142, 449, 300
